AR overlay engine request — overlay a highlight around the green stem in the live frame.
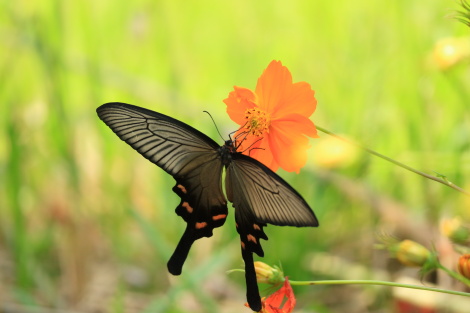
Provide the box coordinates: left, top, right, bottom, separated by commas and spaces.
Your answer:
229, 269, 470, 297
288, 279, 470, 297
316, 125, 470, 197
438, 263, 470, 287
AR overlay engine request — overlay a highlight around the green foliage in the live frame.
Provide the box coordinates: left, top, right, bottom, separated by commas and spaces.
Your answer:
0, 0, 469, 312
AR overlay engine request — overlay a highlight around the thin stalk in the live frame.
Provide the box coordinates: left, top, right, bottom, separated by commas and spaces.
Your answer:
438, 263, 470, 287
316, 125, 470, 197
288, 279, 470, 297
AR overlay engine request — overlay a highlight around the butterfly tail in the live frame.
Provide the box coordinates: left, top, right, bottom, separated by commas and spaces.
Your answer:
167, 226, 195, 275
242, 248, 262, 312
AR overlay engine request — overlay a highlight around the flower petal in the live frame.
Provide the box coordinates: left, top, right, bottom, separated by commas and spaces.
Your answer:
250, 136, 279, 172
255, 60, 292, 113
263, 278, 296, 313
255, 61, 317, 120
237, 132, 279, 172
269, 115, 318, 173
273, 113, 318, 138
224, 86, 256, 125
272, 81, 317, 119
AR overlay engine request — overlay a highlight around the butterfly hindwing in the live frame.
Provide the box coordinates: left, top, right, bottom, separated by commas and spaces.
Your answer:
228, 153, 318, 227
169, 178, 228, 275
97, 102, 228, 275
225, 153, 318, 311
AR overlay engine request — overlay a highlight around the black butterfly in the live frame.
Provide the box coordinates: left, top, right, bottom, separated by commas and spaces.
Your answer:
96, 102, 318, 311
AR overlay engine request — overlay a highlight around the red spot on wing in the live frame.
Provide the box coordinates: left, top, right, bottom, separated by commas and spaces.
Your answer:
247, 234, 257, 243
253, 224, 261, 230
177, 184, 187, 194
212, 214, 227, 221
182, 202, 193, 213
241, 241, 246, 249
195, 222, 208, 229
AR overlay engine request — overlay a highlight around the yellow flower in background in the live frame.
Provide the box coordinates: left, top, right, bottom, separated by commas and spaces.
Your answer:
430, 37, 470, 70
440, 217, 470, 244
310, 135, 359, 169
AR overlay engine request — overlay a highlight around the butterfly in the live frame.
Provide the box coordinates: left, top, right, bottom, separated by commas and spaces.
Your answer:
96, 102, 318, 311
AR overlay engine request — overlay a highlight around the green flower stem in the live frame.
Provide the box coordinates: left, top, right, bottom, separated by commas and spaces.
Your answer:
229, 269, 470, 296
316, 125, 470, 197
288, 279, 470, 297
438, 263, 470, 287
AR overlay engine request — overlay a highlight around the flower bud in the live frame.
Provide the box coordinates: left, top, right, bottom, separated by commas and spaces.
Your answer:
394, 240, 431, 267
254, 262, 284, 285
310, 136, 359, 169
440, 217, 470, 244
458, 254, 470, 279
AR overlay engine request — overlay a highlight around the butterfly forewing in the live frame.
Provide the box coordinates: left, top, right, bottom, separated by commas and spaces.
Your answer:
97, 102, 228, 275
97, 103, 219, 175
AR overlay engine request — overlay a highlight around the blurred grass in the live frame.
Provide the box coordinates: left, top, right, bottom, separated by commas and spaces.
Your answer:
1, 0, 469, 312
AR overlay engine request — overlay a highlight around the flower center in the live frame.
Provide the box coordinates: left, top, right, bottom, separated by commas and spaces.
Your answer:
244, 108, 270, 136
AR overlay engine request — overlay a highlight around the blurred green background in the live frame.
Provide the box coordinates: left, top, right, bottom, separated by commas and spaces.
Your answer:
1, 0, 469, 312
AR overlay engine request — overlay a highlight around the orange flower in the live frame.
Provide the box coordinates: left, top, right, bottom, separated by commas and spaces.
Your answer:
245, 278, 296, 313
224, 60, 318, 173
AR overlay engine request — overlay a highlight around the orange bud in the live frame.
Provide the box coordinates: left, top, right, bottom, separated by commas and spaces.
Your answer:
458, 254, 470, 279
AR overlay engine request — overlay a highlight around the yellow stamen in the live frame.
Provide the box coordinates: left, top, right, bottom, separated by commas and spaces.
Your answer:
244, 108, 270, 136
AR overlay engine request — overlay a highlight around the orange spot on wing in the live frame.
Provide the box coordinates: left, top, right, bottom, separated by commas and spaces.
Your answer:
212, 214, 227, 221
182, 202, 193, 213
253, 224, 261, 230
195, 222, 207, 229
247, 234, 257, 243
177, 184, 187, 194
241, 241, 246, 249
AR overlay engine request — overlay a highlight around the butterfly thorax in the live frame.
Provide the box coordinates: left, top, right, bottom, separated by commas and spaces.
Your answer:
219, 140, 238, 166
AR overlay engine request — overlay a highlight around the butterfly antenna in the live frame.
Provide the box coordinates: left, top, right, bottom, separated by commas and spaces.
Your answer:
203, 111, 224, 141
